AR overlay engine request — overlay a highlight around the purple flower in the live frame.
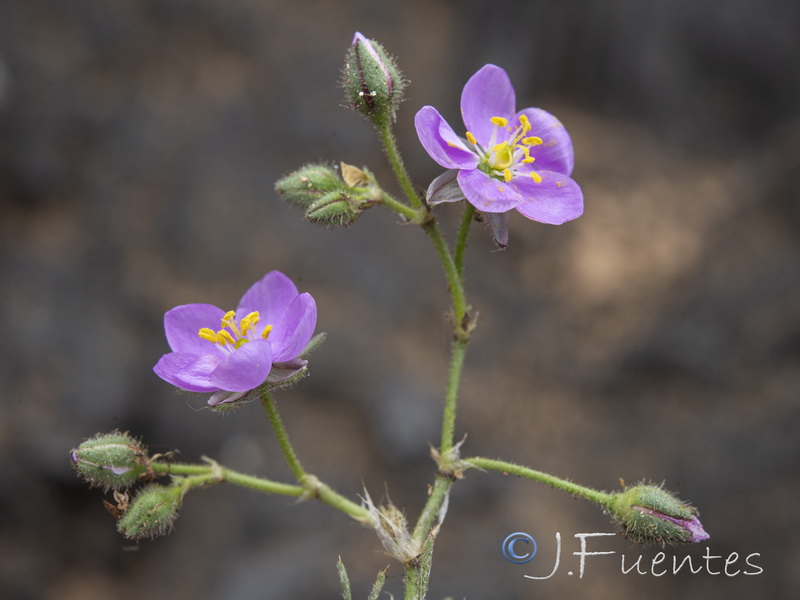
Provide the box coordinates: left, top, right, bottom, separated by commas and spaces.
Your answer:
414, 64, 583, 243
153, 271, 317, 406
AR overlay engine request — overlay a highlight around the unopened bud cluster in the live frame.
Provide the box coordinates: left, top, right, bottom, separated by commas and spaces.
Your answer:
607, 483, 710, 545
343, 32, 405, 124
71, 431, 148, 489
275, 163, 380, 226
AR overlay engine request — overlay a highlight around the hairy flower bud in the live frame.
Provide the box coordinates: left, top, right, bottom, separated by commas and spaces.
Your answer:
305, 191, 362, 226
275, 163, 344, 208
117, 484, 184, 540
608, 483, 710, 544
343, 32, 405, 124
71, 431, 148, 490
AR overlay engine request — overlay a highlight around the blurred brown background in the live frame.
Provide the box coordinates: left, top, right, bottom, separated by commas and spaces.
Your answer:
1, 0, 799, 598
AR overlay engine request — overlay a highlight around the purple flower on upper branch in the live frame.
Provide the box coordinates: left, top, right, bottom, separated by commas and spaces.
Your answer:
414, 64, 583, 245
153, 271, 317, 407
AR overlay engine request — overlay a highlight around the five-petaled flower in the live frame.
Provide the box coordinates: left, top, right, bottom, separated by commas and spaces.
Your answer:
415, 64, 583, 245
153, 271, 317, 406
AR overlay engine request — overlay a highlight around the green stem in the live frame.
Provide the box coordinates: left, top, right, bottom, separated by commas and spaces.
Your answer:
411, 475, 452, 544
260, 388, 306, 481
439, 339, 468, 456
314, 477, 373, 522
379, 189, 421, 222
464, 457, 613, 507
150, 461, 304, 497
422, 221, 468, 326
454, 203, 476, 278
148, 460, 372, 522
376, 120, 424, 210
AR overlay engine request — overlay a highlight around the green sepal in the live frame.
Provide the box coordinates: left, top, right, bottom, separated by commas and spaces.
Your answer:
305, 191, 362, 226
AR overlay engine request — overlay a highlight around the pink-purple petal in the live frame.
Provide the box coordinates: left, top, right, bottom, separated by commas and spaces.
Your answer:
209, 339, 273, 392
153, 352, 224, 392
270, 293, 317, 362
456, 169, 523, 213
414, 106, 479, 170
164, 304, 226, 354
461, 64, 516, 146
512, 170, 584, 225
237, 271, 299, 324
517, 107, 575, 175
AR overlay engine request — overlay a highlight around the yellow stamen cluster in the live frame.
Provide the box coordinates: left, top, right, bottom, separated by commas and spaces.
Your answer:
198, 310, 272, 350
464, 114, 545, 184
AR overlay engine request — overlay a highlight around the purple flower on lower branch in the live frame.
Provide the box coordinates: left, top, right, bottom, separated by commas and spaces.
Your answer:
414, 64, 583, 245
153, 271, 317, 407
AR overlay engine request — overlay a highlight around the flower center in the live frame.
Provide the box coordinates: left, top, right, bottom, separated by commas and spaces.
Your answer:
198, 310, 272, 351
465, 115, 543, 184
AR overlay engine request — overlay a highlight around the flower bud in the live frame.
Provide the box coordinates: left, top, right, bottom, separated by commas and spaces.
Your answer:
117, 483, 184, 540
608, 483, 710, 544
275, 163, 344, 208
71, 431, 148, 490
343, 32, 405, 124
305, 191, 362, 226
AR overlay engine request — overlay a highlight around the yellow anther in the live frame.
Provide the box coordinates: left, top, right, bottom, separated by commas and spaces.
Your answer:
240, 311, 260, 336
261, 324, 273, 340
465, 131, 477, 145
523, 136, 543, 146
216, 330, 236, 346
519, 114, 530, 128
198, 328, 218, 343
503, 168, 512, 182
222, 310, 236, 324
530, 172, 543, 184
522, 157, 536, 164
490, 116, 508, 127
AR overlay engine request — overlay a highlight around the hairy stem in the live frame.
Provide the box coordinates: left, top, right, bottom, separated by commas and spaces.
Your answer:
149, 460, 372, 522
464, 457, 613, 506
260, 389, 306, 481
376, 120, 424, 211
455, 203, 476, 278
